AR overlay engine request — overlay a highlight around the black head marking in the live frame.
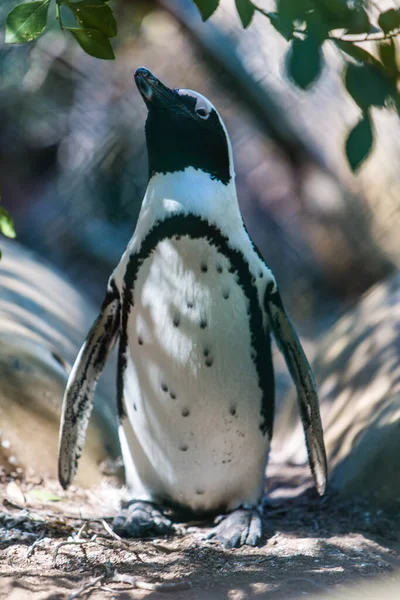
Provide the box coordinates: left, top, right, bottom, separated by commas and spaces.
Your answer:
135, 69, 230, 184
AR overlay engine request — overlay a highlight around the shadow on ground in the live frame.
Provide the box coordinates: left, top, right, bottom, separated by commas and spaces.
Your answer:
1, 464, 400, 600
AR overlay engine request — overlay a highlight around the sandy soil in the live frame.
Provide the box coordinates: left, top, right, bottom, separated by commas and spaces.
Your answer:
1, 463, 399, 600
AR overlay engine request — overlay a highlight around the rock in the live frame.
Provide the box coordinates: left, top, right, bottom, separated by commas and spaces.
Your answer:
0, 239, 120, 486
274, 272, 400, 508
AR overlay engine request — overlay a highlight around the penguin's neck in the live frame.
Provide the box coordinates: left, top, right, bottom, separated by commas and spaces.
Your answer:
135, 167, 243, 244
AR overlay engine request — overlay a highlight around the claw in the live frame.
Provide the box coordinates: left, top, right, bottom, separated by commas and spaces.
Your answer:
113, 501, 174, 539
205, 507, 262, 548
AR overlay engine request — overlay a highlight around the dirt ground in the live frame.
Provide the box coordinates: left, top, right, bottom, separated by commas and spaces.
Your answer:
1, 462, 400, 600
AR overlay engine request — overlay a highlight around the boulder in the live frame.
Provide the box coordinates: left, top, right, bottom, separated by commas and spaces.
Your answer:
275, 272, 400, 508
0, 239, 120, 486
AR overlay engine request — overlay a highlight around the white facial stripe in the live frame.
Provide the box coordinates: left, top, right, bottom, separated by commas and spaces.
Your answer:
177, 88, 214, 114
177, 88, 235, 180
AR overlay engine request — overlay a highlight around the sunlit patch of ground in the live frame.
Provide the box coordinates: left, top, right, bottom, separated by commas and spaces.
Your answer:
1, 463, 399, 600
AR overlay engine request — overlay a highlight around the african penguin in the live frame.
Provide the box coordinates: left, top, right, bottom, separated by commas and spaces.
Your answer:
58, 67, 327, 548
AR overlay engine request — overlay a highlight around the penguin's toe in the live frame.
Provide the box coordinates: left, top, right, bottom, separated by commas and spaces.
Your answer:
205, 507, 262, 548
113, 501, 174, 539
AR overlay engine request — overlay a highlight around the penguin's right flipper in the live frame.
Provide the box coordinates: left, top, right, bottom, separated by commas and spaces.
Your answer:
58, 281, 120, 489
264, 283, 327, 496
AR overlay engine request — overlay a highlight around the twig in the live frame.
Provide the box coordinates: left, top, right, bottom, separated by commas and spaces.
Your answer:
75, 523, 87, 539
67, 574, 105, 600
3, 499, 115, 523
3, 499, 27, 511
100, 518, 124, 543
52, 524, 97, 568
112, 571, 192, 592
151, 542, 182, 554
254, 3, 400, 44
26, 530, 46, 558
99, 518, 143, 562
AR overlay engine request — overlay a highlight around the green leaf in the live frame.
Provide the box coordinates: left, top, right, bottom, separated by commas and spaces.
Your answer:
192, 0, 219, 21
27, 489, 62, 502
378, 39, 398, 77
65, 1, 117, 38
286, 35, 323, 90
265, 11, 293, 40
60, 0, 111, 4
0, 207, 16, 239
345, 112, 373, 172
5, 0, 50, 44
345, 62, 395, 109
65, 27, 115, 59
277, 0, 311, 22
235, 0, 255, 28
346, 8, 370, 34
320, 0, 353, 29
334, 40, 379, 66
378, 8, 400, 34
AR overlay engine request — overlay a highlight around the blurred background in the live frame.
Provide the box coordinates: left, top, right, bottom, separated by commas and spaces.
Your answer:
1, 0, 400, 378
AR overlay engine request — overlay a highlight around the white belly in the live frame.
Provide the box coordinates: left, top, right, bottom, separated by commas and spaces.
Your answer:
119, 236, 270, 513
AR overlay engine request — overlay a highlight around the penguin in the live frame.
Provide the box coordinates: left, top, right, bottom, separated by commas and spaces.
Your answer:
58, 67, 327, 548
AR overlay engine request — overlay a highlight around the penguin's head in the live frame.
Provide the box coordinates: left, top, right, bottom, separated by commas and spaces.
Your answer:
134, 67, 233, 185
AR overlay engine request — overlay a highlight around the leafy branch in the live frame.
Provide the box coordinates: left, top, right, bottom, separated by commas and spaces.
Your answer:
3, 0, 400, 171
0, 200, 16, 259
5, 0, 116, 59
194, 0, 400, 172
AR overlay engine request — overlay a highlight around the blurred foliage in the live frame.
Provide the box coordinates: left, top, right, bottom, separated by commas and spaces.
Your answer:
0, 201, 16, 259
197, 0, 400, 172
215, 0, 400, 172
2, 0, 400, 172
5, 0, 116, 59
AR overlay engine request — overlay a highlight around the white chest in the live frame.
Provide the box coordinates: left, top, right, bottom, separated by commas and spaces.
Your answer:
118, 234, 272, 513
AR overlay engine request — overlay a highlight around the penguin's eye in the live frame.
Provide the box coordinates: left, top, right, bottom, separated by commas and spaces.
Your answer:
196, 108, 209, 119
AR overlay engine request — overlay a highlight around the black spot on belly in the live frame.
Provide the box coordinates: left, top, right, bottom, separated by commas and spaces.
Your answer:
180, 444, 188, 452
187, 301, 194, 309
175, 235, 181, 241
195, 488, 205, 495
203, 348, 210, 357
259, 270, 263, 278
134, 404, 137, 411
121, 214, 275, 437
161, 382, 168, 392
229, 405, 237, 416
205, 357, 213, 367
222, 289, 230, 300
201, 262, 208, 273
216, 264, 223, 273
170, 391, 176, 400
200, 319, 207, 329
251, 276, 256, 284
182, 407, 190, 417
138, 336, 143, 345
173, 315, 180, 327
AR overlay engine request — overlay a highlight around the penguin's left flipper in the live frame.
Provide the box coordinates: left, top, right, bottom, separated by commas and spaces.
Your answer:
264, 283, 328, 495
113, 501, 174, 538
58, 281, 120, 489
205, 507, 262, 548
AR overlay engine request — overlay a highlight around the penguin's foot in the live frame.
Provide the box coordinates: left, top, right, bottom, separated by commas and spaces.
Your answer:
113, 501, 174, 539
205, 507, 262, 548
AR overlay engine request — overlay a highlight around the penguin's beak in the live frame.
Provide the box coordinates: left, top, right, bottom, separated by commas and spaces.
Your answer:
134, 67, 176, 109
